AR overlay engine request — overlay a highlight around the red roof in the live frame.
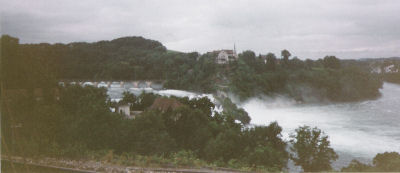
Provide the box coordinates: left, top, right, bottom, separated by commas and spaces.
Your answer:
221, 49, 234, 54
149, 97, 184, 111
210, 49, 235, 55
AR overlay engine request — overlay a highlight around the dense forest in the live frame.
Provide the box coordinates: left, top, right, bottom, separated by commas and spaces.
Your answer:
1, 83, 292, 171
2, 35, 400, 172
1, 34, 387, 102
2, 83, 399, 172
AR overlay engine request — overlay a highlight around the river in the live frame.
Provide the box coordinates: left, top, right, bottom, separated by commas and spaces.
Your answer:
104, 82, 400, 170
241, 82, 400, 169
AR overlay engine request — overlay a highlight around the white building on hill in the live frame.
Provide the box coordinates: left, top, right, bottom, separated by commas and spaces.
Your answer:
212, 45, 238, 64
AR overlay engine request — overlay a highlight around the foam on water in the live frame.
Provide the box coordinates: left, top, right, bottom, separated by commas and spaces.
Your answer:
241, 83, 400, 167
101, 82, 400, 169
106, 86, 216, 104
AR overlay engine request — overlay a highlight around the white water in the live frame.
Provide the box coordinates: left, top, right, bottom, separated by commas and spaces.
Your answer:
106, 86, 224, 114
107, 87, 216, 102
241, 83, 400, 168
103, 82, 400, 169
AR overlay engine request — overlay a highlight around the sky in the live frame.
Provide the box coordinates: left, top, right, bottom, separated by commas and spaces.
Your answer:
1, 0, 399, 59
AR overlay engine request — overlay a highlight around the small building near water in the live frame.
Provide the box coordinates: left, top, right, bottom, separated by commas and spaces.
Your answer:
114, 103, 142, 119
116, 103, 130, 116
112, 97, 185, 119
148, 97, 184, 112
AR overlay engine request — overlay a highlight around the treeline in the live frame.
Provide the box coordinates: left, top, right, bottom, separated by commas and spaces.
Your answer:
2, 85, 289, 171
1, 35, 383, 102
225, 51, 383, 102
3, 83, 400, 171
342, 57, 400, 84
1, 35, 211, 91
384, 73, 400, 83
342, 152, 400, 172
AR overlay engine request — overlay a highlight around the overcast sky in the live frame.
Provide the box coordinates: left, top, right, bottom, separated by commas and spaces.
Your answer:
1, 0, 399, 59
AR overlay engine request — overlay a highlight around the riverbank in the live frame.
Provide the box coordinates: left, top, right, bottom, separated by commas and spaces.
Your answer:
1, 155, 245, 173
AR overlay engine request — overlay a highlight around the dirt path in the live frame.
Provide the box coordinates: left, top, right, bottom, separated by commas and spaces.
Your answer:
2, 156, 245, 173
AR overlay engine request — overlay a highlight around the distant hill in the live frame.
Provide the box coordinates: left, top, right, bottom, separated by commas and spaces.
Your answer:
357, 57, 400, 62
1, 35, 387, 102
1, 35, 201, 89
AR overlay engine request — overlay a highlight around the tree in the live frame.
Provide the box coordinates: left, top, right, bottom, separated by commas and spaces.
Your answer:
137, 92, 157, 110
373, 152, 400, 171
281, 49, 291, 65
204, 128, 243, 162
122, 91, 137, 104
239, 50, 257, 66
230, 60, 257, 99
341, 159, 371, 172
341, 152, 400, 172
305, 59, 315, 69
323, 56, 341, 69
162, 107, 213, 153
178, 96, 215, 116
289, 57, 305, 69
128, 111, 177, 155
221, 98, 251, 124
290, 126, 338, 172
265, 53, 277, 70
1, 35, 20, 88
242, 122, 288, 169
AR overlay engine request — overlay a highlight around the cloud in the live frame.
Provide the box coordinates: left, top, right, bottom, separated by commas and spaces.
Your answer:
1, 0, 399, 59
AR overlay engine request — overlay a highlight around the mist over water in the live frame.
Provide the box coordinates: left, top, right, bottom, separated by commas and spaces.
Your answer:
107, 87, 216, 102
104, 82, 400, 169
241, 83, 400, 168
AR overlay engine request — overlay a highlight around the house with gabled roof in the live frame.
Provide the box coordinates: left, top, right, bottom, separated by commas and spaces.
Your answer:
209, 44, 238, 64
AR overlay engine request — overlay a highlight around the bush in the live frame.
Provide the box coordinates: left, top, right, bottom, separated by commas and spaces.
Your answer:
290, 126, 338, 172
341, 152, 400, 172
